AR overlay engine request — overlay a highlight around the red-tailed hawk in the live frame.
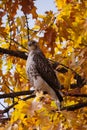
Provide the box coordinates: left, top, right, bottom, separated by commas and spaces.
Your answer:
26, 40, 63, 109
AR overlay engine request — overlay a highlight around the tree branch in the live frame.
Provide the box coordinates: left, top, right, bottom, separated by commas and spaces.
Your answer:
0, 47, 27, 60
65, 93, 87, 97
0, 90, 34, 99
61, 102, 87, 111
10, 38, 28, 51
50, 60, 87, 88
0, 90, 87, 99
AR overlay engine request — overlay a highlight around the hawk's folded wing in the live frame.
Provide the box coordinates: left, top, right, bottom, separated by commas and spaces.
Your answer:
33, 50, 63, 102
33, 50, 60, 88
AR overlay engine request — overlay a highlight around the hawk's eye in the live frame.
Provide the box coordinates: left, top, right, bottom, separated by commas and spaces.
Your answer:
32, 41, 36, 44
28, 42, 32, 46
28, 44, 31, 46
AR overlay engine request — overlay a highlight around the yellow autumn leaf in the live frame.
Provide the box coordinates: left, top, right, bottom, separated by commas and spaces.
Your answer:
51, 100, 58, 108
65, 100, 76, 106
38, 14, 45, 19
54, 47, 58, 54
11, 111, 25, 122
4, 98, 12, 104
4, 25, 10, 33
33, 25, 40, 30
67, 46, 74, 53
0, 42, 10, 49
16, 64, 26, 77
7, 59, 13, 71
14, 100, 26, 110
55, 0, 66, 9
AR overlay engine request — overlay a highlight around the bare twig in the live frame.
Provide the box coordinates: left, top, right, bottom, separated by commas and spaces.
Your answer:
7, 14, 12, 48
10, 38, 28, 51
25, 14, 30, 41
0, 102, 6, 109
49, 59, 87, 88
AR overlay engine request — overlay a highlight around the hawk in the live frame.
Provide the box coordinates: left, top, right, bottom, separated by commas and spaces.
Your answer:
26, 40, 63, 109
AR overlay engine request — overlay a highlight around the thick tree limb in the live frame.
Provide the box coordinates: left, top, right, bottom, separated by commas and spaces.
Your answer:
61, 102, 87, 111
0, 90, 34, 99
0, 90, 87, 99
65, 93, 87, 97
0, 47, 27, 60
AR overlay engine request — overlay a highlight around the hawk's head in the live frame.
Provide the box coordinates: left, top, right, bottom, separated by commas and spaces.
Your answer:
28, 40, 38, 51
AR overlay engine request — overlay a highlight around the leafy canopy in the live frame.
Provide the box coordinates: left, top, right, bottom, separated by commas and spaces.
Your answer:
0, 0, 87, 129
